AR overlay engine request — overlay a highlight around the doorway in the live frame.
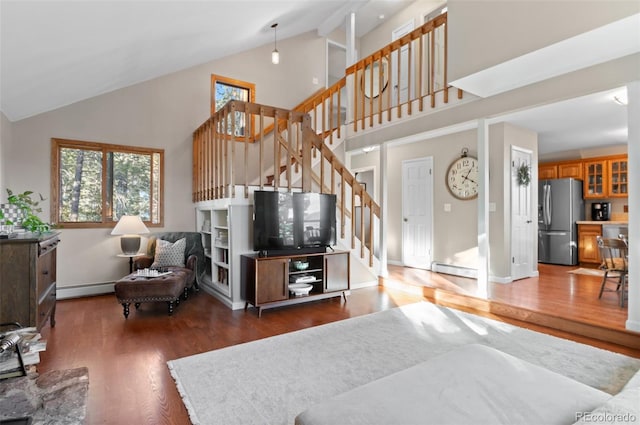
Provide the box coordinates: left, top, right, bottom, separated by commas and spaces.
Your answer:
511, 146, 534, 280
402, 157, 433, 269
391, 20, 415, 106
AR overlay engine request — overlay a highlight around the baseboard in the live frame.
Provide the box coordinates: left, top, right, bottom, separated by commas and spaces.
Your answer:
57, 282, 115, 299
431, 263, 477, 279
200, 283, 245, 310
351, 280, 378, 289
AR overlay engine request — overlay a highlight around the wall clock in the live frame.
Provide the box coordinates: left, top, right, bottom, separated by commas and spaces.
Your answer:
446, 148, 478, 200
362, 57, 389, 99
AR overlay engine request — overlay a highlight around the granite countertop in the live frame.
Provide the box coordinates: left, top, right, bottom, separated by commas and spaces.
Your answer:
576, 221, 629, 225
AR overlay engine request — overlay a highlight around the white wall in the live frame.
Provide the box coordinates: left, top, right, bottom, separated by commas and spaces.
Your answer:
0, 111, 10, 196
359, 0, 445, 59
488, 123, 538, 279
350, 122, 538, 281
6, 31, 328, 289
448, 0, 640, 82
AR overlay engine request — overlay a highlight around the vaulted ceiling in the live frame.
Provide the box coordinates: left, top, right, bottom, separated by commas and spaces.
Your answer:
0, 0, 413, 122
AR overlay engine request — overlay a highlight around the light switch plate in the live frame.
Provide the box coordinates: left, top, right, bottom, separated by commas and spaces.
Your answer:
444, 203, 451, 212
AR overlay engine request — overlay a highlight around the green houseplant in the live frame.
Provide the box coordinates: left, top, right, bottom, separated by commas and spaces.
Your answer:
4, 189, 52, 233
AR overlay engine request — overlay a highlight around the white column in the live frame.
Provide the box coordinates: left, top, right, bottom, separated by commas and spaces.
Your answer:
379, 143, 389, 277
626, 81, 640, 332
477, 119, 489, 298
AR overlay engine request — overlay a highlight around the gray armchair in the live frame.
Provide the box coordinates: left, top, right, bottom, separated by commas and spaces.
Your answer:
133, 232, 205, 291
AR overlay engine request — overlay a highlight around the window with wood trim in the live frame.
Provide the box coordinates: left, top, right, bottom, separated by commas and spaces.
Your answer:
51, 138, 163, 228
211, 74, 256, 141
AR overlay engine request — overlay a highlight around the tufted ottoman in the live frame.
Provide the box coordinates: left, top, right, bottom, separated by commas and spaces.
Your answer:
114, 269, 190, 318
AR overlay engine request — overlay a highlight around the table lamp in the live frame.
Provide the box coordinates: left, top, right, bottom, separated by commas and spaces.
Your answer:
111, 215, 149, 255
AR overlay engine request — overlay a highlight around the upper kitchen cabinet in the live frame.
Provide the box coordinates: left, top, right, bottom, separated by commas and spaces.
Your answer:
608, 155, 628, 198
583, 159, 607, 199
540, 154, 628, 199
583, 155, 628, 199
539, 163, 557, 180
557, 161, 583, 180
539, 160, 583, 181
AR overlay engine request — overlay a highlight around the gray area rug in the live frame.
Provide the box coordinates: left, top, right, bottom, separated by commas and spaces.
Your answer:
168, 301, 640, 425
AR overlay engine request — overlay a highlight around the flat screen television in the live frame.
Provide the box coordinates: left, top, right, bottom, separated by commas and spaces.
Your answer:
253, 191, 336, 254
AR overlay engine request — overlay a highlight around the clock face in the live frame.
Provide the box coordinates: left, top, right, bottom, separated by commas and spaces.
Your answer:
446, 156, 478, 200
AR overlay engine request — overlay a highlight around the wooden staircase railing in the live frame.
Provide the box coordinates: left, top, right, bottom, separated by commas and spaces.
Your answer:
192, 99, 379, 265
192, 13, 463, 267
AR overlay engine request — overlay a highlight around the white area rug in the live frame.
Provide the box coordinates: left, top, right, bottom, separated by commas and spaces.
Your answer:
569, 267, 619, 277
168, 302, 640, 425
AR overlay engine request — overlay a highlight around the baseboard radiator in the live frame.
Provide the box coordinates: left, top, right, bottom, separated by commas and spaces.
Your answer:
431, 262, 478, 279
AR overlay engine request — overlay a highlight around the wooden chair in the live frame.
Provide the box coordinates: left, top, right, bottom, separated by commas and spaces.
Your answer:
596, 235, 628, 307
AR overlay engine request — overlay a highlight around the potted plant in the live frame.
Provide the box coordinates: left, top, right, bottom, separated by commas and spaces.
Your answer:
4, 189, 52, 233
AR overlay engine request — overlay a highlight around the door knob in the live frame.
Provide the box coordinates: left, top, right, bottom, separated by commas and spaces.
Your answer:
526, 220, 532, 223
403, 218, 408, 222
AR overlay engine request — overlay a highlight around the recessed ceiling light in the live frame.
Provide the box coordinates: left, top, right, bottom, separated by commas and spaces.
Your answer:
378, 14, 385, 20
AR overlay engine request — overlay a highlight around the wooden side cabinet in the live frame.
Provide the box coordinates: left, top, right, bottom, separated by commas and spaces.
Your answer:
0, 232, 60, 330
577, 224, 601, 265
242, 251, 350, 316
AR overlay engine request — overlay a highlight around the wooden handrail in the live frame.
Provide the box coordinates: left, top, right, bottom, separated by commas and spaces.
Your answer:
345, 13, 462, 132
193, 98, 379, 265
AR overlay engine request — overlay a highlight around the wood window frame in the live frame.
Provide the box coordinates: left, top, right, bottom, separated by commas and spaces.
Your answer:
211, 74, 256, 142
51, 138, 164, 228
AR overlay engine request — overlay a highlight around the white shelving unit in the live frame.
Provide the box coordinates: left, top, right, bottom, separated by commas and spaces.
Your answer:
196, 201, 252, 309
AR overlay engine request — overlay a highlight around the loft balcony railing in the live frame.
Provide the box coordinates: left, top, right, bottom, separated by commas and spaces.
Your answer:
347, 12, 462, 132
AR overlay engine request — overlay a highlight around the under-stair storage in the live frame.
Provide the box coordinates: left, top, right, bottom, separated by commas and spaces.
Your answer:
197, 203, 252, 309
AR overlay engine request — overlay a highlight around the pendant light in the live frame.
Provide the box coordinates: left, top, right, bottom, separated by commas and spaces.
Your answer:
271, 23, 280, 64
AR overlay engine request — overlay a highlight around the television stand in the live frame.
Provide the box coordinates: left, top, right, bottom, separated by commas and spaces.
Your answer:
258, 246, 327, 257
241, 250, 350, 317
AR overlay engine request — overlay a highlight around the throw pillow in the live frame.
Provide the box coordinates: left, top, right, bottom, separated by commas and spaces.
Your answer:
151, 238, 186, 268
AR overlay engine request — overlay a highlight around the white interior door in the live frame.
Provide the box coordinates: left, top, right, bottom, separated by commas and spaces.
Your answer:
511, 147, 534, 280
392, 20, 414, 106
402, 157, 433, 268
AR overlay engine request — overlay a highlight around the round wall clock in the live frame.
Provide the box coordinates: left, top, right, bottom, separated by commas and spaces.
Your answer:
446, 149, 478, 200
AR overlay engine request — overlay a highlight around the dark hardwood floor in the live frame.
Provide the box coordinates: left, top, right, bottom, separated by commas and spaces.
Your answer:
37, 264, 639, 425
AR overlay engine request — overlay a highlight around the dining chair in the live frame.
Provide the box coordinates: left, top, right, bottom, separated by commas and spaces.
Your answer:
596, 235, 628, 307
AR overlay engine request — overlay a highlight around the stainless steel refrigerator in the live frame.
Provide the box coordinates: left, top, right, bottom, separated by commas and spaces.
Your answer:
538, 178, 584, 265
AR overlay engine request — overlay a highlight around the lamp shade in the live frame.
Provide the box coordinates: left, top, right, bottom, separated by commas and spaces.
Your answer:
111, 215, 149, 236
111, 216, 149, 255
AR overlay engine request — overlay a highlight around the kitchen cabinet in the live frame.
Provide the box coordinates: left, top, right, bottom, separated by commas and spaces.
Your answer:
540, 155, 628, 199
557, 161, 583, 180
608, 156, 628, 198
538, 164, 557, 180
577, 224, 602, 265
583, 159, 607, 199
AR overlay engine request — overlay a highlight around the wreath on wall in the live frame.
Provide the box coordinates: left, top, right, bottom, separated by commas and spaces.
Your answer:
517, 163, 531, 186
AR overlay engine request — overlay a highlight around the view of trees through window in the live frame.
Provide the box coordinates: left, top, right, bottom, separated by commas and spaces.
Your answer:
211, 74, 255, 140
52, 139, 163, 227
